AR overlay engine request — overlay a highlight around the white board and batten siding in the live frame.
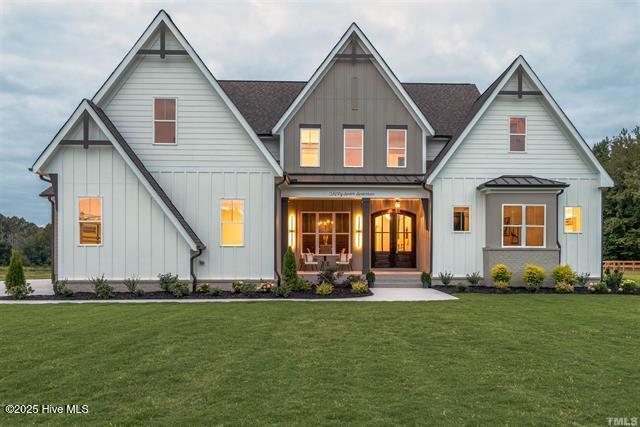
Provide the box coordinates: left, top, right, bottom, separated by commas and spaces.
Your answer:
100, 29, 276, 280
431, 73, 603, 278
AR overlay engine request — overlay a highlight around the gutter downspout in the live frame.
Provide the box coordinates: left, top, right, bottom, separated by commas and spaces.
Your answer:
422, 177, 434, 275
275, 174, 289, 285
39, 174, 56, 283
190, 248, 203, 292
556, 188, 565, 265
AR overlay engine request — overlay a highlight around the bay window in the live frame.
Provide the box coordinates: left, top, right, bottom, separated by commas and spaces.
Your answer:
301, 212, 350, 255
502, 204, 545, 247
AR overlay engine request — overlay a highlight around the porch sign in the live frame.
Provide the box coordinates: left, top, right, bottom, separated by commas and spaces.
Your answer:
282, 186, 428, 199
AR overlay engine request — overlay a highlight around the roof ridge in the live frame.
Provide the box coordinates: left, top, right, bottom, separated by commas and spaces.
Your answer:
218, 79, 477, 86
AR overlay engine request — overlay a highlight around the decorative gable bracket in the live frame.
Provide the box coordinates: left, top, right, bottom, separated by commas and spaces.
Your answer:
136, 23, 187, 58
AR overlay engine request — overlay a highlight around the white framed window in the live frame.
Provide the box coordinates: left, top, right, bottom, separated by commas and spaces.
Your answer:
386, 128, 407, 168
220, 199, 244, 246
508, 117, 526, 152
153, 98, 177, 144
564, 207, 582, 233
502, 204, 545, 248
343, 128, 364, 168
300, 212, 350, 255
78, 197, 102, 246
452, 206, 470, 232
300, 127, 320, 167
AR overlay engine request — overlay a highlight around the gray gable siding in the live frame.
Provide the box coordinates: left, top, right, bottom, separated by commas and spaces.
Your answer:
283, 59, 423, 174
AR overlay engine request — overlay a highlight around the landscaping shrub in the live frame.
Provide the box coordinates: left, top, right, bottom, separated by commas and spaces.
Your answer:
554, 281, 574, 294
494, 281, 510, 292
91, 275, 113, 299
317, 266, 342, 286
350, 280, 368, 294
166, 282, 189, 298
232, 281, 256, 295
195, 283, 210, 294
438, 271, 453, 286
158, 273, 179, 291
135, 288, 145, 297
456, 282, 467, 293
256, 281, 275, 293
523, 264, 545, 291
552, 264, 577, 286
421, 271, 431, 288
490, 264, 512, 285
365, 271, 376, 287
291, 277, 311, 292
272, 282, 292, 298
123, 276, 140, 294
619, 279, 638, 295
466, 272, 481, 286
208, 286, 223, 296
53, 279, 73, 297
603, 268, 624, 291
282, 247, 298, 286
575, 272, 591, 287
6, 282, 33, 299
4, 250, 26, 292
591, 282, 609, 294
315, 282, 333, 296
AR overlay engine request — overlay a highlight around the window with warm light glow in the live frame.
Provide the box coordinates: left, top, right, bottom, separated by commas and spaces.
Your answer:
344, 128, 363, 167
509, 117, 526, 152
453, 207, 470, 232
502, 204, 545, 247
79, 197, 102, 245
220, 199, 244, 246
301, 212, 350, 254
300, 127, 320, 167
387, 128, 407, 167
564, 207, 582, 233
154, 98, 176, 144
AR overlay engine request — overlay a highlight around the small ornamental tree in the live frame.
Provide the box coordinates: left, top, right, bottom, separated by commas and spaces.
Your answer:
282, 247, 298, 286
5, 250, 26, 291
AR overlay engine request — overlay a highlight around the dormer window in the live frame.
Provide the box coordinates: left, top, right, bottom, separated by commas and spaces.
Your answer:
154, 98, 176, 144
509, 117, 526, 152
300, 126, 320, 167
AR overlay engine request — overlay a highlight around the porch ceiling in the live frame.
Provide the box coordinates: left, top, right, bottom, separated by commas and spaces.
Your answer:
287, 174, 425, 185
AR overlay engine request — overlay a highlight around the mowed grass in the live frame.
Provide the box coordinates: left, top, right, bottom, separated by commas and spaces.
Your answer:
0, 295, 638, 426
0, 265, 51, 280
624, 271, 640, 282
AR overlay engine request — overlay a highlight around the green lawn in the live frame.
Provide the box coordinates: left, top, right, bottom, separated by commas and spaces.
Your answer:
0, 265, 51, 280
1, 295, 638, 425
624, 271, 640, 282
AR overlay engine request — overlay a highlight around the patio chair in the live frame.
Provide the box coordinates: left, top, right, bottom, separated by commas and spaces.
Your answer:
336, 251, 353, 272
301, 251, 319, 271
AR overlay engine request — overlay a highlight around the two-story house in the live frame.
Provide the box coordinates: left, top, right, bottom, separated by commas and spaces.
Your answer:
31, 11, 613, 288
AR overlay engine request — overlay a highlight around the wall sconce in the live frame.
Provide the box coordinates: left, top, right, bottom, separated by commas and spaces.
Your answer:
288, 214, 296, 249
355, 214, 363, 249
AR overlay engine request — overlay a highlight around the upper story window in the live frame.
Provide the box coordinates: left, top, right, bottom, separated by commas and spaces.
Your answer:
564, 207, 582, 233
502, 204, 545, 248
79, 197, 102, 245
343, 128, 364, 168
220, 199, 244, 246
154, 98, 176, 144
300, 126, 320, 167
387, 127, 407, 168
453, 206, 470, 232
509, 117, 526, 152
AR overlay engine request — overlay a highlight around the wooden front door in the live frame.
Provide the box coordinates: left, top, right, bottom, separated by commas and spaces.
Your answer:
371, 210, 416, 268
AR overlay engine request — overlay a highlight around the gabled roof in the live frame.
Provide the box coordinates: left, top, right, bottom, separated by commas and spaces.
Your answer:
426, 56, 614, 188
477, 175, 569, 190
31, 99, 205, 251
90, 10, 283, 175
270, 23, 436, 136
218, 80, 479, 137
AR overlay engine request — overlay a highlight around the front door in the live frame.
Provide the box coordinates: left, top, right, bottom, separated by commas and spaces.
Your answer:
371, 210, 416, 268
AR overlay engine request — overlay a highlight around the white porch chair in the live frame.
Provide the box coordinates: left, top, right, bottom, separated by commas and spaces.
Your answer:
301, 252, 319, 271
336, 251, 353, 272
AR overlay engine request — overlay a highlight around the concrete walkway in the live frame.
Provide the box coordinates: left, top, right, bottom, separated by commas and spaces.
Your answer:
0, 281, 456, 303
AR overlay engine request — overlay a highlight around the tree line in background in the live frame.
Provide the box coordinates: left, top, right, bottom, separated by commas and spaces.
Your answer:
0, 127, 637, 267
0, 214, 51, 266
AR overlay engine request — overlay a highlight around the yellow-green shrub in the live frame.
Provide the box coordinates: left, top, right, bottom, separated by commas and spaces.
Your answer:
523, 264, 545, 289
552, 264, 576, 285
491, 264, 512, 284
350, 280, 368, 294
315, 282, 333, 296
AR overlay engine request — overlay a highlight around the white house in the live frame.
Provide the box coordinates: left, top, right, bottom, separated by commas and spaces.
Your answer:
31, 10, 613, 288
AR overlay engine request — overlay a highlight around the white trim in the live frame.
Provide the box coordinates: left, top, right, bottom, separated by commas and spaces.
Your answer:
219, 198, 245, 247
271, 23, 435, 136
563, 206, 583, 234
508, 116, 527, 153
386, 128, 407, 168
501, 203, 546, 248
77, 195, 103, 247
452, 205, 471, 233
89, 11, 282, 175
152, 97, 178, 145
343, 128, 364, 168
426, 56, 614, 187
299, 211, 351, 255
299, 126, 321, 168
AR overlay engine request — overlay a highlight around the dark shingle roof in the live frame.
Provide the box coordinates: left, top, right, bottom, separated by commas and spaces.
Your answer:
288, 174, 425, 185
218, 80, 479, 137
87, 100, 206, 250
477, 175, 569, 190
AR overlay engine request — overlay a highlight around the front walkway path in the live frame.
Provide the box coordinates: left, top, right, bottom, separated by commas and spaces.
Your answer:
0, 281, 456, 304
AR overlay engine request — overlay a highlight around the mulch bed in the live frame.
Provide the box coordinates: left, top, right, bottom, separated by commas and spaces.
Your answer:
432, 285, 637, 295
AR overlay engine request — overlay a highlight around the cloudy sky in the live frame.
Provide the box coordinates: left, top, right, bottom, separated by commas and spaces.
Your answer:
1, 0, 638, 225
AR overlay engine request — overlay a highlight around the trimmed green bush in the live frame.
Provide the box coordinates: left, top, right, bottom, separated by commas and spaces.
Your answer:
456, 282, 467, 293
350, 280, 368, 294
438, 271, 453, 286
523, 264, 545, 290
272, 282, 292, 298
491, 264, 512, 284
619, 279, 638, 294
91, 275, 113, 299
592, 282, 609, 294
195, 283, 210, 294
554, 281, 574, 294
232, 281, 256, 295
552, 265, 577, 285
208, 286, 223, 296
6, 282, 33, 299
421, 271, 431, 288
168, 282, 190, 298
365, 271, 376, 286
4, 250, 26, 291
158, 273, 179, 291
291, 277, 311, 292
135, 288, 145, 297
315, 282, 333, 296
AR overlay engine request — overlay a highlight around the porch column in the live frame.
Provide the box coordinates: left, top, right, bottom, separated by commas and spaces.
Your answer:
280, 197, 289, 262
362, 198, 371, 273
